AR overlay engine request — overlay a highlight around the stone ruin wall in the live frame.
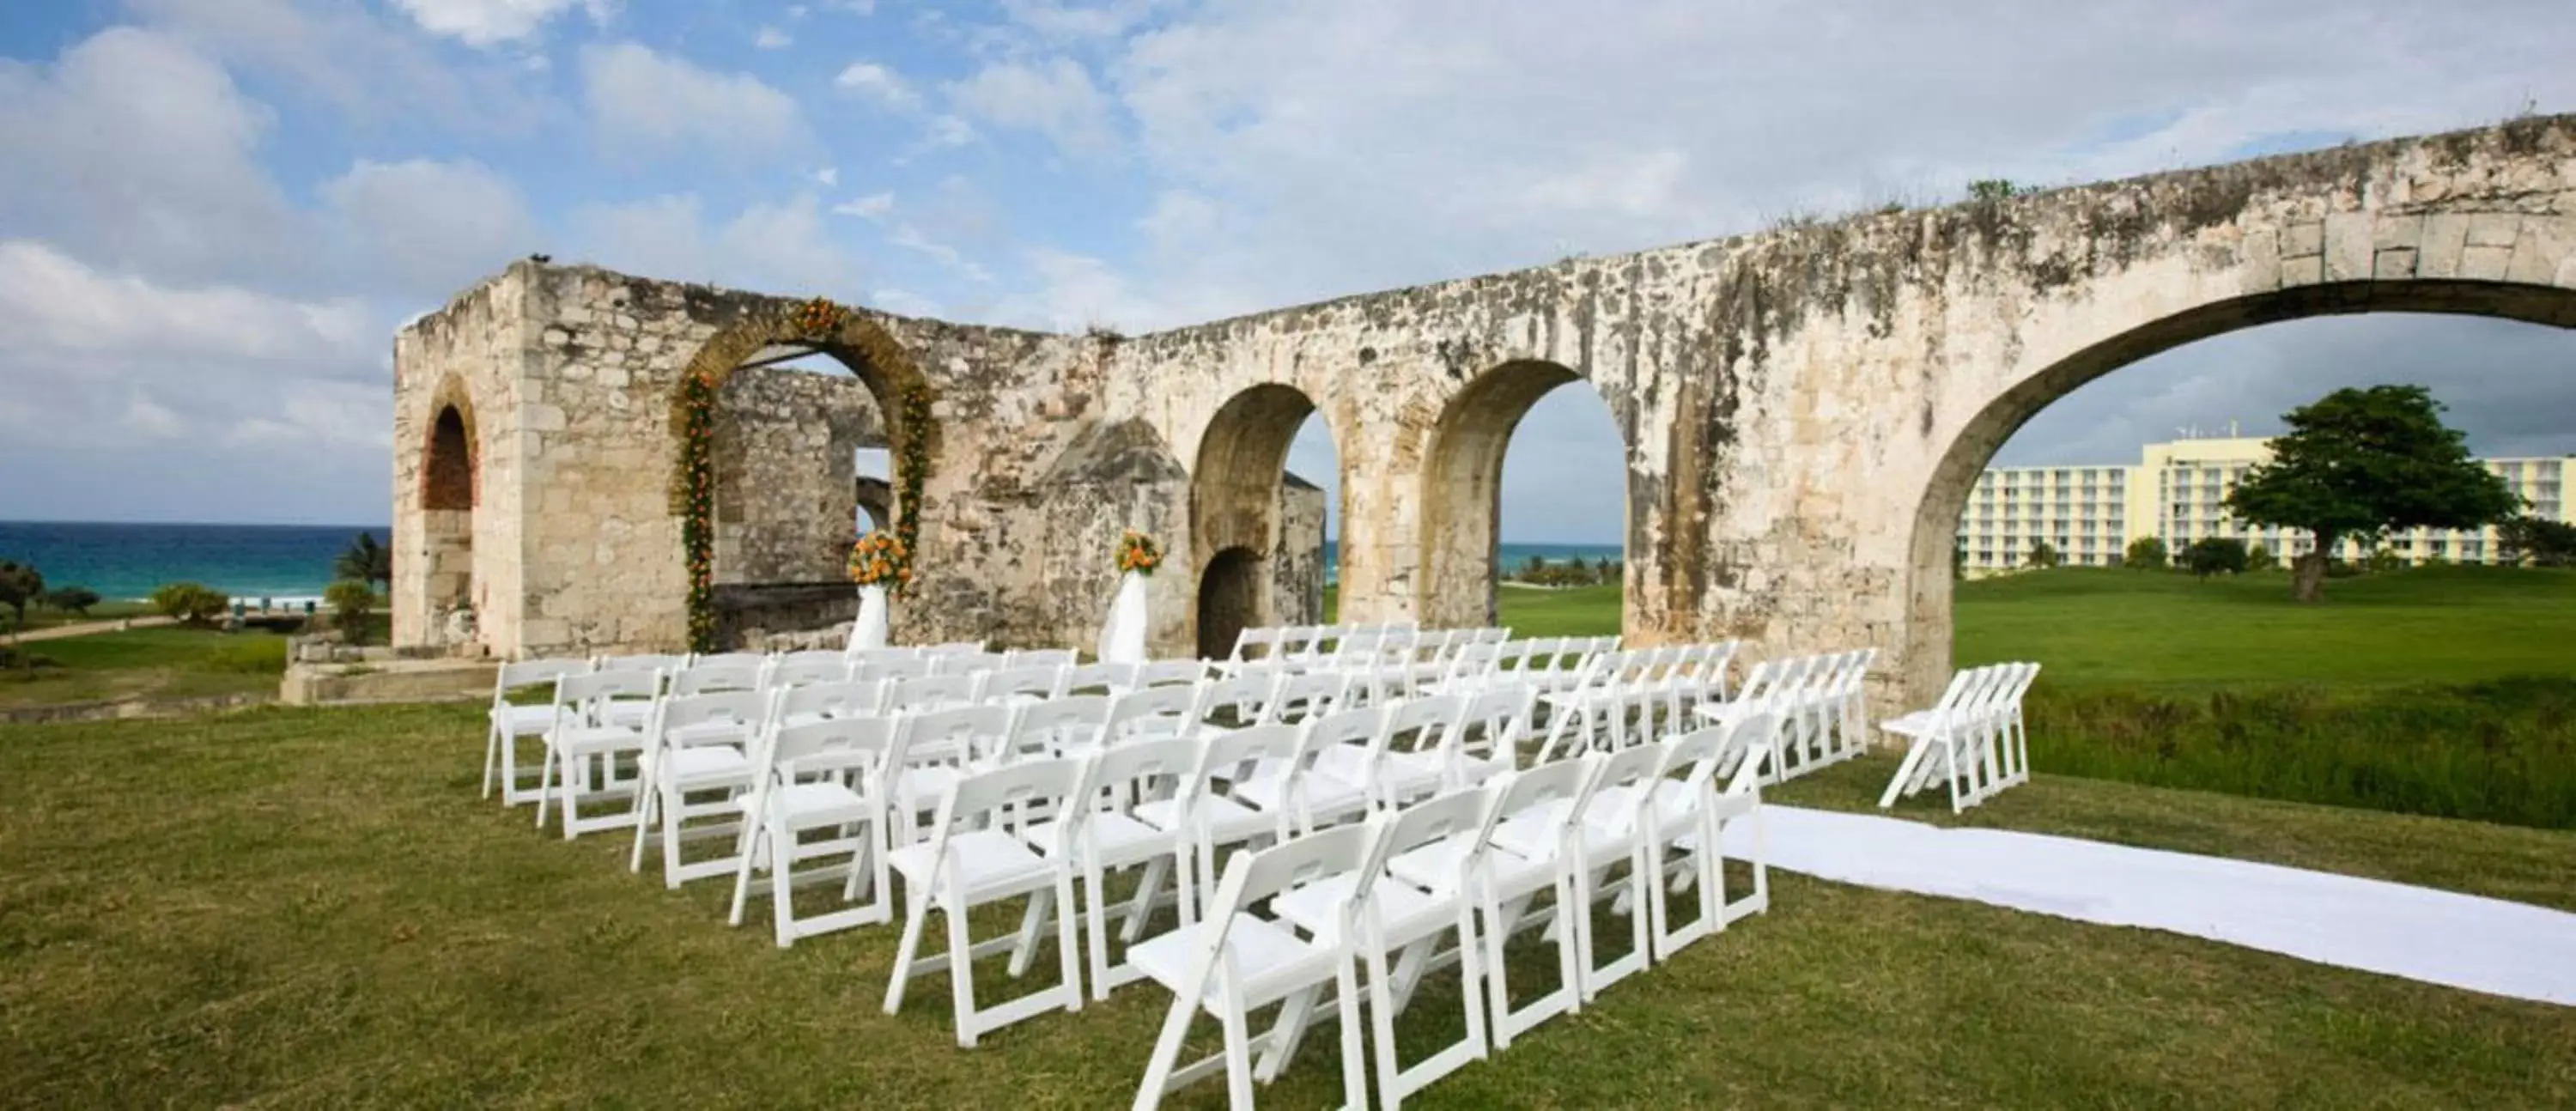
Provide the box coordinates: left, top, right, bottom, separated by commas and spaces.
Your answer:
393, 115, 2576, 702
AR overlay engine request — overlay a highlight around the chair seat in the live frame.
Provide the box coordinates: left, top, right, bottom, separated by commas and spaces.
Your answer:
669, 719, 750, 745
666, 744, 751, 785
1272, 871, 1443, 940
1024, 810, 1170, 862
549, 725, 641, 754
1489, 798, 1628, 862
492, 704, 554, 735
1133, 793, 1277, 844
1378, 749, 1455, 790
775, 780, 871, 826
889, 829, 1057, 902
1231, 767, 1369, 821
1129, 914, 1333, 1009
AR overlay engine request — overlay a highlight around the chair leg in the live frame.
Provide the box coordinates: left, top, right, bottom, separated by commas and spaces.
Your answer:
482, 723, 501, 799
1131, 991, 1198, 1111
947, 903, 981, 1048
1084, 863, 1114, 1002
726, 820, 761, 927
770, 825, 799, 947
534, 748, 557, 829
1054, 871, 1084, 1013
884, 892, 929, 1016
1334, 956, 1369, 1111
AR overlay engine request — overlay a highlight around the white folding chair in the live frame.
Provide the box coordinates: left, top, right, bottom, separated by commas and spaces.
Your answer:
1131, 723, 1304, 927
1189, 670, 1282, 739
884, 756, 1088, 1047
933, 650, 1011, 677
1503, 742, 1663, 1002
1259, 670, 1346, 725
1102, 683, 1201, 750
1127, 823, 1375, 1111
691, 651, 769, 669
1619, 713, 1771, 961
859, 654, 933, 684
1219, 627, 1281, 675
1368, 694, 1468, 810
1276, 788, 1492, 1109
533, 669, 658, 838
888, 704, 1015, 846
1002, 694, 1109, 765
886, 673, 981, 716
1877, 665, 1999, 811
726, 714, 896, 946
1233, 705, 1387, 835
1133, 659, 1210, 690
765, 653, 853, 690
1006, 647, 1078, 671
981, 664, 1069, 707
772, 679, 884, 730
630, 689, 763, 888
1039, 738, 1200, 999
483, 657, 592, 805
1063, 660, 1138, 695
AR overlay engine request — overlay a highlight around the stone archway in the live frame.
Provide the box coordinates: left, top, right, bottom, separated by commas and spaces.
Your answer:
1419, 360, 1627, 628
420, 379, 477, 616
1903, 278, 2576, 701
1190, 383, 1331, 653
670, 302, 939, 649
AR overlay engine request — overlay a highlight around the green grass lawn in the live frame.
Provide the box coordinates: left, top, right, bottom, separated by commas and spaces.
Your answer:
0, 626, 287, 708
2, 598, 156, 632
3, 704, 2569, 1108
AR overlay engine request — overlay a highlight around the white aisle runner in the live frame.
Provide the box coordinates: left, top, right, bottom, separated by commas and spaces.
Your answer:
1722, 805, 2576, 1007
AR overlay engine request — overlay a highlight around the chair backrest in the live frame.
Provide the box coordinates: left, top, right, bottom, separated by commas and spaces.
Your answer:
764, 714, 897, 787
1383, 693, 1466, 760
598, 653, 687, 675
1456, 683, 1537, 767
847, 647, 921, 669
904, 703, 1015, 766
1285, 625, 1328, 658
655, 689, 767, 747
930, 756, 1086, 859
859, 655, 932, 684
1133, 659, 1209, 689
1194, 823, 1379, 998
1584, 741, 1672, 840
1062, 661, 1135, 695
1002, 695, 1109, 762
924, 640, 988, 657
1227, 627, 1281, 664
771, 679, 884, 726
1078, 736, 1200, 818
1265, 671, 1347, 724
981, 664, 1068, 703
496, 657, 590, 701
1355, 786, 1488, 900
556, 669, 659, 723
1105, 683, 1200, 745
884, 673, 980, 715
931, 650, 1010, 677
1197, 670, 1281, 729
765, 656, 852, 690
1006, 647, 1077, 670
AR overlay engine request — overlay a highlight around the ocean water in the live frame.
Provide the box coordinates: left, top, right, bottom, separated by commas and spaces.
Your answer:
1321, 540, 1622, 585
0, 521, 392, 602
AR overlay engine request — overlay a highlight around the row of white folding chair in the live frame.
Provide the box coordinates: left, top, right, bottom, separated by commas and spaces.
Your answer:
1720, 648, 1875, 782
1531, 642, 1739, 758
1128, 709, 1777, 1109
1876, 661, 2038, 812
486, 649, 865, 805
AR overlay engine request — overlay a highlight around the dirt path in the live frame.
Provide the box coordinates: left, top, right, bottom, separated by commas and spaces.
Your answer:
10, 616, 179, 643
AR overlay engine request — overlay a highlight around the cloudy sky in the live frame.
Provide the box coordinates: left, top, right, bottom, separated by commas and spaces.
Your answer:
3, 1, 2573, 540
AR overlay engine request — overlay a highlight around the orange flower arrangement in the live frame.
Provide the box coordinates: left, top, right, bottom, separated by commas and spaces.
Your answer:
848, 531, 914, 590
791, 296, 846, 337
1115, 531, 1163, 576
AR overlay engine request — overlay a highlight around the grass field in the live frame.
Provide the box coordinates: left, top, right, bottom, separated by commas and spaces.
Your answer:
0, 626, 287, 708
3, 703, 2569, 1108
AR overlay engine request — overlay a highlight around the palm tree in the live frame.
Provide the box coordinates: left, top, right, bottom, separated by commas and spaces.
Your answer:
336, 533, 392, 591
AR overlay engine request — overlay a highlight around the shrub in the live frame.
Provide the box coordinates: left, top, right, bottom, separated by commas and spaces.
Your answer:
2245, 543, 2277, 573
2183, 537, 2248, 579
151, 582, 229, 625
325, 580, 377, 646
2123, 537, 2168, 571
40, 586, 101, 615
2362, 546, 2407, 575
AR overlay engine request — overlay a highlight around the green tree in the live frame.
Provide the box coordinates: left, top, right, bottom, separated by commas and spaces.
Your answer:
151, 581, 229, 625
2224, 386, 2521, 602
2245, 543, 2278, 573
40, 586, 100, 615
336, 532, 393, 591
2123, 536, 2168, 571
1968, 179, 2036, 202
2497, 516, 2576, 568
2183, 537, 2249, 579
2362, 546, 2408, 575
0, 560, 39, 665
325, 580, 377, 645
2026, 540, 2061, 569
1953, 537, 1967, 580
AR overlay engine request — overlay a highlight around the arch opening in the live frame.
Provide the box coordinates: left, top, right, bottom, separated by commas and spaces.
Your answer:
1420, 361, 1628, 633
1191, 383, 1335, 657
421, 399, 477, 612
1906, 278, 2576, 703
678, 322, 924, 648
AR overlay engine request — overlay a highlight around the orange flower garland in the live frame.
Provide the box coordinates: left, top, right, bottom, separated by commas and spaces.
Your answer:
1115, 531, 1163, 576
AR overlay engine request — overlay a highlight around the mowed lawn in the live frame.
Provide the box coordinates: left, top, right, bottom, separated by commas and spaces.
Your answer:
3, 703, 2572, 1108
0, 625, 288, 708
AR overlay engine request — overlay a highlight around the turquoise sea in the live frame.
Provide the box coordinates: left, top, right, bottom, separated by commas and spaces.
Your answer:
0, 521, 391, 602
0, 523, 1612, 599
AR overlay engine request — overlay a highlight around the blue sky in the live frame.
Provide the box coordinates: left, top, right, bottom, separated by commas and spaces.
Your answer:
3, 0, 2573, 540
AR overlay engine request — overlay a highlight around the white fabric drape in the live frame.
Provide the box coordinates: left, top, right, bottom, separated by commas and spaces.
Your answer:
1097, 572, 1149, 664
851, 584, 890, 651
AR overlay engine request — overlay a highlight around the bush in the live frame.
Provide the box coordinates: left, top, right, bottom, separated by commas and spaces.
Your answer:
2183, 537, 2248, 579
2245, 544, 2277, 573
2123, 537, 2168, 571
151, 582, 229, 625
2363, 546, 2408, 575
325, 580, 377, 646
40, 586, 101, 616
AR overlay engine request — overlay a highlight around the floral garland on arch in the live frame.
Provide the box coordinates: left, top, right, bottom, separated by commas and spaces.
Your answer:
674, 294, 939, 654
848, 531, 914, 592
1115, 531, 1163, 576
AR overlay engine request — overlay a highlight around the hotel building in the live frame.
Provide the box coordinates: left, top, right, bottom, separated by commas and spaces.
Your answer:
1957, 437, 2569, 575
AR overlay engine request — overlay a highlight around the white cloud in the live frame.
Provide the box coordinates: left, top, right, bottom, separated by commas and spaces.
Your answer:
319, 159, 538, 301
0, 240, 374, 373
997, 0, 1161, 42
580, 42, 806, 161
835, 61, 921, 111
947, 57, 1118, 155
570, 193, 865, 296
0, 26, 303, 288
124, 393, 185, 439
129, 0, 555, 133
388, 0, 609, 46
814, 167, 840, 187
869, 287, 944, 318
755, 25, 793, 49
888, 225, 993, 284
833, 191, 896, 220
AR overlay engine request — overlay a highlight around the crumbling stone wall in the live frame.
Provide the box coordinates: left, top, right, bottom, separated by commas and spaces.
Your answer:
394, 115, 2576, 706
710, 365, 884, 585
